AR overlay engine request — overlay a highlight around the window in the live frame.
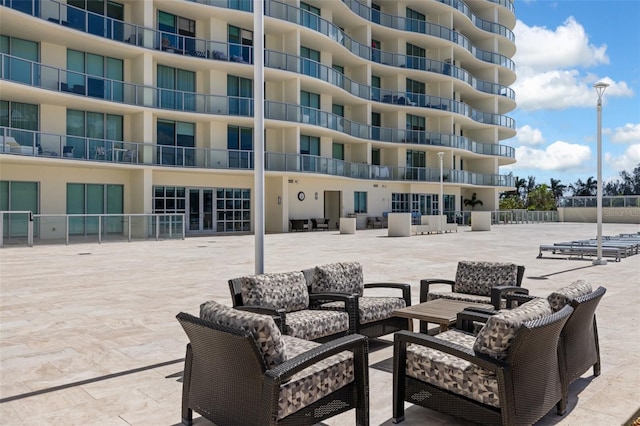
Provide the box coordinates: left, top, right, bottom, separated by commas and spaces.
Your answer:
354, 191, 367, 214
159, 11, 195, 53
227, 75, 253, 115
331, 64, 344, 87
406, 43, 426, 70
406, 114, 425, 144
216, 188, 251, 232
227, 125, 253, 168
371, 39, 381, 63
406, 150, 425, 180
157, 120, 195, 166
301, 46, 320, 77
66, 183, 123, 235
228, 25, 253, 63
371, 148, 381, 165
300, 90, 320, 125
332, 104, 344, 131
157, 65, 195, 110
0, 36, 39, 85
68, 0, 124, 38
300, 135, 320, 171
0, 181, 39, 238
332, 143, 344, 160
406, 7, 426, 33
300, 2, 321, 31
372, 3, 381, 24
1, 101, 38, 141
371, 112, 381, 140
371, 75, 381, 101
67, 49, 123, 100
67, 110, 123, 159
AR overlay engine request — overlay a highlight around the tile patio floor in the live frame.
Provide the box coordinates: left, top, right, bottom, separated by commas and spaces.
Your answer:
1, 222, 639, 425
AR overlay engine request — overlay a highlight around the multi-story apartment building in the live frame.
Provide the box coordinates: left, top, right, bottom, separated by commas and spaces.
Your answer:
0, 0, 516, 238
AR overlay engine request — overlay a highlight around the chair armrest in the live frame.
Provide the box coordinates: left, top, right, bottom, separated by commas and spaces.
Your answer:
419, 279, 455, 302
455, 309, 495, 332
394, 330, 505, 372
264, 334, 368, 385
235, 306, 286, 331
505, 292, 538, 309
490, 286, 529, 310
309, 293, 358, 333
364, 282, 412, 307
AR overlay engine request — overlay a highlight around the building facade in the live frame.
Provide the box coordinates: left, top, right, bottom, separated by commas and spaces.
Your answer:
0, 0, 517, 237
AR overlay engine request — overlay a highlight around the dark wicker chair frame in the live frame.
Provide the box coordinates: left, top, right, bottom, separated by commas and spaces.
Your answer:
392, 305, 574, 426
228, 277, 358, 342
419, 264, 526, 332
177, 312, 370, 426
302, 268, 412, 339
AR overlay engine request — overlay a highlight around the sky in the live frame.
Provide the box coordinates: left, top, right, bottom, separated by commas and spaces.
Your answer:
500, 0, 640, 191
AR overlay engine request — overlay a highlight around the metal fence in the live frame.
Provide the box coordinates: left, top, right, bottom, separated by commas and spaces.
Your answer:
1, 212, 185, 248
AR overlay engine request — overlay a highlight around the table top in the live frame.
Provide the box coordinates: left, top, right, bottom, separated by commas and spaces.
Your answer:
392, 298, 494, 326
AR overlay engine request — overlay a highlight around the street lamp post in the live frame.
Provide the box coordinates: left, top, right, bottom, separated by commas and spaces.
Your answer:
593, 82, 609, 266
438, 152, 445, 233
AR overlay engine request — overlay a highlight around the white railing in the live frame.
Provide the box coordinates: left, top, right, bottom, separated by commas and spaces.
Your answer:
0, 212, 185, 248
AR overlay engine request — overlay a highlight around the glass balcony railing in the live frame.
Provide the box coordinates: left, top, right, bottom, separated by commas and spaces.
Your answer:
558, 196, 640, 208
338, 0, 514, 70
2, 0, 516, 104
1, 53, 516, 154
0, 127, 515, 187
487, 0, 516, 14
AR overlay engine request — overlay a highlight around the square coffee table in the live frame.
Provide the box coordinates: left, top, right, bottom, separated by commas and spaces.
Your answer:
392, 298, 494, 333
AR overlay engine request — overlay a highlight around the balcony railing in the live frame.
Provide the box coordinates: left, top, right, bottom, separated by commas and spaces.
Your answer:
558, 196, 640, 208
0, 127, 515, 187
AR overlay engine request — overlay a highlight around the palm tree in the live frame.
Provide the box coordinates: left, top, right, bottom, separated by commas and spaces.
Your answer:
549, 178, 567, 200
463, 193, 483, 210
570, 177, 598, 196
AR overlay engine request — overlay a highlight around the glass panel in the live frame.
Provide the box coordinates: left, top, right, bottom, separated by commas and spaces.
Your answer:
86, 184, 103, 233
67, 183, 85, 234
106, 184, 123, 233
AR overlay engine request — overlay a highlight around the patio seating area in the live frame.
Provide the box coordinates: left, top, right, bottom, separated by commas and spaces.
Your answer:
0, 222, 638, 425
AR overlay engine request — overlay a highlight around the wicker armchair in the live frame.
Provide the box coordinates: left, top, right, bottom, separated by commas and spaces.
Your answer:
419, 261, 527, 333
303, 262, 411, 339
177, 304, 369, 425
228, 270, 357, 342
458, 280, 606, 415
393, 299, 573, 426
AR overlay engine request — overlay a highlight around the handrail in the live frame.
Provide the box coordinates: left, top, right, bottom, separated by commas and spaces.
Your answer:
0, 211, 185, 247
1, 52, 515, 131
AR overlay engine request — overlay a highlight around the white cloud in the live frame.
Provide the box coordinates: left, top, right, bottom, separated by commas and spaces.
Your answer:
605, 144, 640, 171
515, 125, 545, 145
514, 17, 608, 72
610, 123, 640, 144
513, 19, 634, 111
511, 141, 591, 171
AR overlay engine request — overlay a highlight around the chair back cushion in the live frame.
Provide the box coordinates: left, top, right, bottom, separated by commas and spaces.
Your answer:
200, 300, 287, 369
310, 262, 364, 296
454, 261, 519, 296
547, 280, 592, 312
240, 271, 309, 312
473, 298, 552, 360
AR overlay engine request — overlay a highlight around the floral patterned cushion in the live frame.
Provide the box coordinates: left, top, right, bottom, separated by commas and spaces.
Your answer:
240, 271, 309, 313
454, 261, 519, 296
406, 330, 500, 408
284, 309, 350, 341
200, 300, 287, 369
311, 262, 365, 296
547, 280, 592, 312
277, 335, 354, 420
473, 298, 552, 360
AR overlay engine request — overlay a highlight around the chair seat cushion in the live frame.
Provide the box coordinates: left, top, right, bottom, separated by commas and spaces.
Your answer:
277, 335, 354, 420
321, 296, 406, 324
240, 271, 309, 313
427, 292, 507, 309
548, 280, 592, 312
200, 300, 287, 369
473, 298, 552, 360
285, 310, 349, 341
406, 330, 500, 408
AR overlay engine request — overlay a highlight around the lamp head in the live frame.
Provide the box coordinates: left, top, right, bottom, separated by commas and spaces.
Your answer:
593, 82, 609, 100
437, 151, 445, 159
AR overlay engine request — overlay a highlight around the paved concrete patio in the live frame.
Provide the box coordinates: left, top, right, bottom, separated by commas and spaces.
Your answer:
1, 222, 639, 425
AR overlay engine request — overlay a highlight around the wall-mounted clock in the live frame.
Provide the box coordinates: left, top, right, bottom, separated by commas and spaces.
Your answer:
297, 191, 305, 201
